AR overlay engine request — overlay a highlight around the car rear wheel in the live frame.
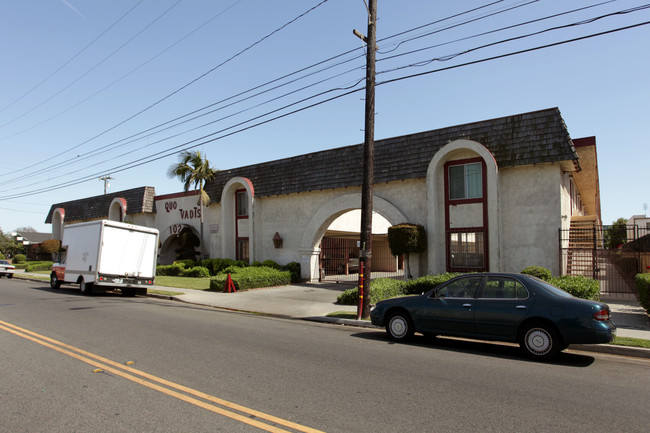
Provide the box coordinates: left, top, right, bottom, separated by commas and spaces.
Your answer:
519, 323, 561, 361
386, 311, 414, 342
50, 273, 61, 289
80, 280, 94, 296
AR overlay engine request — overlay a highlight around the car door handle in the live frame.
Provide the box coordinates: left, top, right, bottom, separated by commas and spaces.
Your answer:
516, 305, 527, 310
462, 303, 472, 308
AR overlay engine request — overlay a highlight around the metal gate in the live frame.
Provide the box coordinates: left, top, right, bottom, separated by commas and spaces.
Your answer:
319, 235, 403, 283
560, 225, 646, 299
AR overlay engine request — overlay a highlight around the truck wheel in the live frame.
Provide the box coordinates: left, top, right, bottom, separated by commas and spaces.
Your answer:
50, 273, 61, 289
80, 280, 94, 296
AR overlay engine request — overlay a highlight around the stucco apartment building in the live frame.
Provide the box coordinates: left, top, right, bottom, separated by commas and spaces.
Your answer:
45, 108, 601, 282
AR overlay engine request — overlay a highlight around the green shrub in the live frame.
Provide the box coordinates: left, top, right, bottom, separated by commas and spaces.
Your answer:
521, 265, 552, 281
13, 254, 26, 264
24, 261, 53, 272
0, 253, 6, 260
156, 264, 184, 276
262, 259, 281, 269
282, 261, 301, 283
200, 258, 248, 276
180, 266, 210, 278
251, 261, 263, 267
209, 266, 290, 291
635, 273, 650, 313
549, 275, 600, 301
402, 273, 460, 295
337, 278, 404, 305
173, 259, 195, 269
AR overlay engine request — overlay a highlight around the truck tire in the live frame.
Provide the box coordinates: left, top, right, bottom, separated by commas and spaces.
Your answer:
80, 280, 94, 296
50, 273, 61, 289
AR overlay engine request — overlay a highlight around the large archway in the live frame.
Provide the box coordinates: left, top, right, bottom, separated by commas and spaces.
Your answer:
300, 193, 409, 282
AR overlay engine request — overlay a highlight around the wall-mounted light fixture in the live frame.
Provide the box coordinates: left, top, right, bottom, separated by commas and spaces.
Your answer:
273, 232, 283, 249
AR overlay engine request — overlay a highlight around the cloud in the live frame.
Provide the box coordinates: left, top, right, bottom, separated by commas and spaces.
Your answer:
61, 0, 86, 19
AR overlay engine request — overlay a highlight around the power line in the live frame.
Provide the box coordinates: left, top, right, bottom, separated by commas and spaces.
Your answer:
2, 18, 648, 201
0, 0, 184, 132
0, 0, 146, 116
0, 0, 529, 184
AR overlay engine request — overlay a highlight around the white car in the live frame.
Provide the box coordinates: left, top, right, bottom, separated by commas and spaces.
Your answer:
0, 260, 15, 278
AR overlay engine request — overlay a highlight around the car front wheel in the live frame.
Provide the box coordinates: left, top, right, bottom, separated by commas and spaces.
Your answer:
386, 311, 414, 342
519, 323, 561, 360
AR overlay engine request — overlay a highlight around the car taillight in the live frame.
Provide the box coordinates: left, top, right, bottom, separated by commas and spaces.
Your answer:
593, 309, 610, 321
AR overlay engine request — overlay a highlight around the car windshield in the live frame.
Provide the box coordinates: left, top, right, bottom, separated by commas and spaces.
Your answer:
0, 260, 9, 265
534, 278, 573, 298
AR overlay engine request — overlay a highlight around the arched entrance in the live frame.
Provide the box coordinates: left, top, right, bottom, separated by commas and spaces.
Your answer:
159, 224, 201, 264
300, 193, 409, 282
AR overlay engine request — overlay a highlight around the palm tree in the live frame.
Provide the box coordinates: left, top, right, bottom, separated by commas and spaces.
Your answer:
167, 150, 218, 259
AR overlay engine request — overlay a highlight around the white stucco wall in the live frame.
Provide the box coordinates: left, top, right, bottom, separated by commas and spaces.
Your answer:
498, 163, 563, 275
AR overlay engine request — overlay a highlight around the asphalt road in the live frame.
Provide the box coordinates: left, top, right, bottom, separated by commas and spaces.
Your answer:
1, 278, 649, 433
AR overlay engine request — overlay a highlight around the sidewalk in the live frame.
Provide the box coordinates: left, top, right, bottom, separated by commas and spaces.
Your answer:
152, 281, 650, 359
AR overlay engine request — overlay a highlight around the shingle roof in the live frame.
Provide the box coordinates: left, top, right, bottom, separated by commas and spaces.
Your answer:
204, 108, 576, 201
44, 186, 156, 224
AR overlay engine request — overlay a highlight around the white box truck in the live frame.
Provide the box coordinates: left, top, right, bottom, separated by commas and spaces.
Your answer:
50, 220, 159, 296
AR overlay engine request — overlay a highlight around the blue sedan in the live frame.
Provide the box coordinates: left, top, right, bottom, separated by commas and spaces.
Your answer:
370, 273, 616, 360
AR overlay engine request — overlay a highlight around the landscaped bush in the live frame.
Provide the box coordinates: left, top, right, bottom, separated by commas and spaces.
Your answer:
180, 266, 210, 278
262, 259, 281, 269
24, 261, 53, 272
635, 273, 650, 313
548, 275, 600, 301
521, 265, 552, 281
173, 259, 196, 269
337, 278, 405, 305
282, 261, 301, 283
12, 254, 26, 264
156, 264, 184, 276
0, 253, 6, 260
209, 266, 291, 291
199, 258, 248, 276
402, 272, 460, 295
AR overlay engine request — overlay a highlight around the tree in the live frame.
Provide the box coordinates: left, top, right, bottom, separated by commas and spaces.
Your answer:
0, 227, 23, 257
604, 218, 628, 249
167, 150, 218, 258
387, 223, 427, 280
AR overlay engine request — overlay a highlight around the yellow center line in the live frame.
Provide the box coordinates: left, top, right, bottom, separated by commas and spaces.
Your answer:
0, 320, 326, 433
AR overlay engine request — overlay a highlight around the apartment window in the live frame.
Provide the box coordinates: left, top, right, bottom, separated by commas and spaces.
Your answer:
449, 231, 485, 270
236, 190, 248, 217
449, 162, 482, 200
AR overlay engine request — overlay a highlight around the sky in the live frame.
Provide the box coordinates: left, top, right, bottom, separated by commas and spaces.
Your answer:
1, 0, 648, 233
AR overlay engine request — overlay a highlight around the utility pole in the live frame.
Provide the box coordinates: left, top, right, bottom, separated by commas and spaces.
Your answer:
99, 175, 113, 195
354, 0, 377, 319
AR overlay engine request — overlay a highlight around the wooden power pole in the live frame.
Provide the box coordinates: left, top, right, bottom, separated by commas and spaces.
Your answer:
356, 0, 377, 319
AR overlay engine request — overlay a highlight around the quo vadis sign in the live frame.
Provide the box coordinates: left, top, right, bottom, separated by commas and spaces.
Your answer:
163, 200, 201, 220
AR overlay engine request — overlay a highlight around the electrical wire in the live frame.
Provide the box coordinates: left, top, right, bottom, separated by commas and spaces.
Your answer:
2, 18, 648, 200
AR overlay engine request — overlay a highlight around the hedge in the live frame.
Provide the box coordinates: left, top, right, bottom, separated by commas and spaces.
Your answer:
336, 273, 460, 305
12, 254, 26, 264
521, 265, 552, 281
548, 275, 600, 301
209, 266, 291, 291
636, 273, 650, 313
24, 261, 54, 272
180, 266, 210, 278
